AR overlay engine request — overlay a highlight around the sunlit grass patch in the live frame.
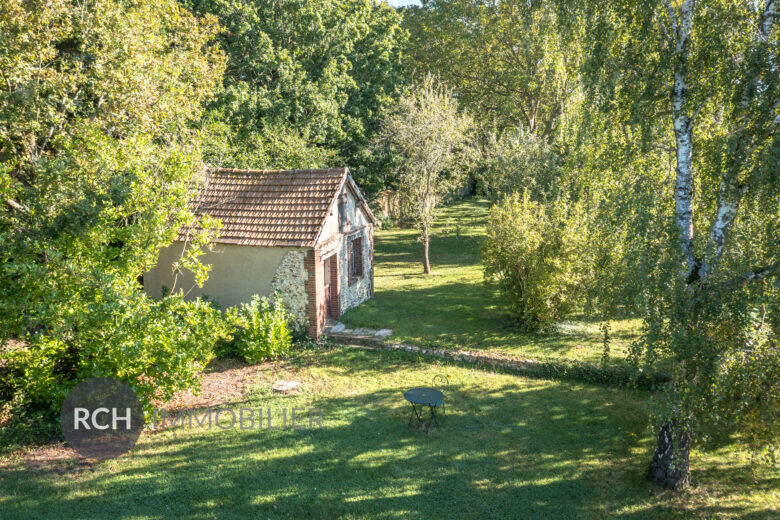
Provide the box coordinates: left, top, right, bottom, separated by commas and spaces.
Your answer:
1, 347, 775, 519
342, 198, 642, 365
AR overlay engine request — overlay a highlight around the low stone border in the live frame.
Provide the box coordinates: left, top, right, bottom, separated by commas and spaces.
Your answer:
328, 334, 552, 370
325, 333, 669, 390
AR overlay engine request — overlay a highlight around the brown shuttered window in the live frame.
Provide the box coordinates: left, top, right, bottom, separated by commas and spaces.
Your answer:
349, 237, 364, 284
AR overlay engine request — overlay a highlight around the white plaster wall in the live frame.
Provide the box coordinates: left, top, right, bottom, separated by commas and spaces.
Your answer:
144, 243, 299, 309
318, 183, 371, 244
316, 182, 374, 314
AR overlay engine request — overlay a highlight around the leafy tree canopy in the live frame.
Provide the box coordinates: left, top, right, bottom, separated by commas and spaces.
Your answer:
0, 0, 228, 412
403, 0, 581, 139
184, 0, 407, 193
374, 75, 473, 273
560, 0, 780, 487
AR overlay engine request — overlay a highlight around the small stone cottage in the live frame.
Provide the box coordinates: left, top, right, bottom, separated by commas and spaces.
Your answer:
144, 167, 377, 338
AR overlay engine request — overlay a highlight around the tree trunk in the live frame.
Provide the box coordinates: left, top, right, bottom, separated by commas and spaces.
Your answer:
422, 235, 431, 274
648, 420, 691, 490
648, 2, 694, 492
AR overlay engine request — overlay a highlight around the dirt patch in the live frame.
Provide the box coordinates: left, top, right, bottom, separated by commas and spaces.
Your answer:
0, 357, 268, 470
154, 357, 266, 412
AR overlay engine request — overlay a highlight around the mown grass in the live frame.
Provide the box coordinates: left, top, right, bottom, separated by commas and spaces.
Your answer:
1, 347, 777, 519
341, 198, 641, 366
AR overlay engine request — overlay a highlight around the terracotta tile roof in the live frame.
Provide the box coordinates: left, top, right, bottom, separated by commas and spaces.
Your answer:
182, 168, 349, 247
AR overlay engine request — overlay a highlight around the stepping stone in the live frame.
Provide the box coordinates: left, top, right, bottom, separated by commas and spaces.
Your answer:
341, 329, 353, 334
272, 380, 300, 394
330, 322, 346, 333
375, 329, 392, 338
352, 328, 377, 336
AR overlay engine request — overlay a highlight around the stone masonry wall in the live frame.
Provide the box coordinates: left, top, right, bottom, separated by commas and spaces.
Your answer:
338, 226, 373, 314
270, 250, 309, 331
304, 248, 324, 338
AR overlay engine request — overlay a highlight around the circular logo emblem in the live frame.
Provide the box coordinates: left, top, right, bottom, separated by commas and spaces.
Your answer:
60, 377, 145, 460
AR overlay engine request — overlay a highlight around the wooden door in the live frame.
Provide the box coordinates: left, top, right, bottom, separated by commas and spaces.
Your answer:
323, 255, 338, 319
324, 256, 332, 317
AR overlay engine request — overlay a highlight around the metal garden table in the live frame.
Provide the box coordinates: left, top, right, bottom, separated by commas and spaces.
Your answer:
404, 387, 444, 433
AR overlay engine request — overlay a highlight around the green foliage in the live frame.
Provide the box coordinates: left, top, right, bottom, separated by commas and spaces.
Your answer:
403, 0, 581, 138
0, 0, 227, 413
220, 295, 293, 364
635, 273, 780, 455
3, 294, 228, 413
476, 127, 565, 201
515, 355, 667, 391
563, 0, 780, 474
199, 116, 334, 170
373, 75, 473, 272
184, 0, 407, 190
341, 198, 642, 365
482, 191, 591, 331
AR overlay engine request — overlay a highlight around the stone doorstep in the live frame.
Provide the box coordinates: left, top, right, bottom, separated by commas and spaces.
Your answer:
351, 327, 378, 336
329, 322, 346, 333
325, 332, 383, 347
324, 322, 392, 339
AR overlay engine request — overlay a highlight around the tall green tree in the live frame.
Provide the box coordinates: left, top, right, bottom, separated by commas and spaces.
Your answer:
183, 0, 407, 192
374, 76, 473, 274
403, 0, 580, 139
0, 0, 228, 411
573, 0, 780, 489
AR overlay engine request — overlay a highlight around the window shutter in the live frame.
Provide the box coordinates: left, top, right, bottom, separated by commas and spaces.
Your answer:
355, 238, 363, 277
348, 240, 355, 285
347, 237, 363, 285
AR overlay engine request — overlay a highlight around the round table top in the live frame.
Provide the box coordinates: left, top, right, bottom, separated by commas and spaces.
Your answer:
404, 387, 444, 407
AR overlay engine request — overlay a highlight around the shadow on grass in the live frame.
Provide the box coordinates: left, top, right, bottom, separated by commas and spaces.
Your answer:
1, 350, 774, 519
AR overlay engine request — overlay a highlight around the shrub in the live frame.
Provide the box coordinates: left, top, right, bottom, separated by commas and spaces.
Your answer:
482, 191, 591, 331
476, 128, 564, 201
1, 293, 228, 415
221, 295, 293, 363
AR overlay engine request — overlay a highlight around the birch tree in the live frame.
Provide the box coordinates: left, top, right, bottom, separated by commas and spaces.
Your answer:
573, 0, 780, 489
375, 76, 472, 274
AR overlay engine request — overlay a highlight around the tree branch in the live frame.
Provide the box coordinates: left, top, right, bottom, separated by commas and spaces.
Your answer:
4, 198, 29, 213
655, 8, 673, 44
735, 262, 780, 286
706, 262, 780, 295
663, 0, 679, 39
700, 0, 777, 280
700, 180, 747, 279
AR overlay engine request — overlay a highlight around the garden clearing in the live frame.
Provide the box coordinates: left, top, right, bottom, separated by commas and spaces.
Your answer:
341, 198, 642, 367
0, 348, 776, 519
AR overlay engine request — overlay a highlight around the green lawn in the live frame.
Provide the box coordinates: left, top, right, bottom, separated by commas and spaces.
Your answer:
342, 199, 641, 365
1, 347, 776, 519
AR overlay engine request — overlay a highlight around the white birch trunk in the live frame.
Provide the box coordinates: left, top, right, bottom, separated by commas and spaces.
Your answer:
650, 0, 697, 491
651, 0, 778, 490
669, 0, 697, 278
700, 0, 776, 280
